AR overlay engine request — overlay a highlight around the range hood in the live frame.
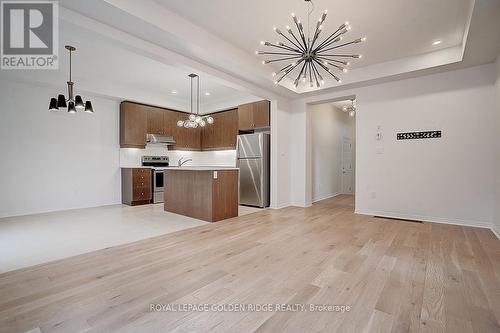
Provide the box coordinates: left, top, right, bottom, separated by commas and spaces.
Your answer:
146, 133, 176, 145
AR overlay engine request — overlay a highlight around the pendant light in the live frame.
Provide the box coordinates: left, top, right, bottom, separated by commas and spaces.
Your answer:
177, 74, 214, 128
48, 45, 94, 113
256, 0, 365, 89
342, 99, 356, 117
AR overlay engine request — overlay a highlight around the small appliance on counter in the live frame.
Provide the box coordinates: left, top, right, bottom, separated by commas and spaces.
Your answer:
142, 156, 169, 204
236, 133, 270, 208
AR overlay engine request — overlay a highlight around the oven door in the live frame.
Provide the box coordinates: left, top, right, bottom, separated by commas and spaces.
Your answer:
153, 170, 164, 192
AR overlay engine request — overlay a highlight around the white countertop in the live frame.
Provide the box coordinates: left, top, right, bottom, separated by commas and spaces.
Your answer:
121, 166, 238, 171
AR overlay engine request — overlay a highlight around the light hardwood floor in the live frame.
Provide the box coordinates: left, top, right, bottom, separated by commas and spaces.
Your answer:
0, 195, 499, 333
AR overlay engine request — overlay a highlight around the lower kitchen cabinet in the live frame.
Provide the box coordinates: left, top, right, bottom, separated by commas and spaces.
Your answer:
121, 168, 152, 206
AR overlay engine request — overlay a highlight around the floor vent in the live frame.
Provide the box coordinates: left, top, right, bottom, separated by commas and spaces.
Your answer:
373, 216, 423, 224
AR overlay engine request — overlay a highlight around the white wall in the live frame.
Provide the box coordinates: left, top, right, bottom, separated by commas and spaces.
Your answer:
494, 55, 500, 236
270, 99, 292, 209
290, 63, 497, 228
310, 104, 355, 202
119, 147, 237, 168
0, 80, 121, 218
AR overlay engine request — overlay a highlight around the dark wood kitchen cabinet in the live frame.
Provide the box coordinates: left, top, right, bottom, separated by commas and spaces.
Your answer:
202, 109, 238, 150
120, 101, 261, 151
170, 110, 202, 151
164, 169, 239, 222
121, 168, 152, 206
120, 102, 147, 148
238, 100, 270, 130
147, 106, 166, 135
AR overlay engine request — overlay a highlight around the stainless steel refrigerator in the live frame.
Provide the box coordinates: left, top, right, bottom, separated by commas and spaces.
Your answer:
236, 133, 270, 208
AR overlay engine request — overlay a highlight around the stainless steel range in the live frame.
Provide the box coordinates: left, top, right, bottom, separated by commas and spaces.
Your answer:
141, 156, 169, 204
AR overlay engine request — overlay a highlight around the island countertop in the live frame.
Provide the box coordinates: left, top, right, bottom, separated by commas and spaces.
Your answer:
164, 168, 239, 222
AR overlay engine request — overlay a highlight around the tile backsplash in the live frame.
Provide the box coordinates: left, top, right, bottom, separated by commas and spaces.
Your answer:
119, 146, 237, 168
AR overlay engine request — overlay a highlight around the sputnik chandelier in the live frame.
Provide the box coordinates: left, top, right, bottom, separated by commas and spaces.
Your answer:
256, 0, 365, 89
48, 45, 94, 113
177, 74, 214, 128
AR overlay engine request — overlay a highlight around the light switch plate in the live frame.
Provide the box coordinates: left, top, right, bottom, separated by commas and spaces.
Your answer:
213, 171, 218, 179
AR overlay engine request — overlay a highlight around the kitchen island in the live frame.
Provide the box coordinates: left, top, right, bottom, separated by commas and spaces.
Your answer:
164, 167, 239, 222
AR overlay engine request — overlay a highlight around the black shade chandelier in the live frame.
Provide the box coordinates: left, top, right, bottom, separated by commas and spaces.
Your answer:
48, 45, 94, 113
256, 0, 365, 89
177, 74, 214, 128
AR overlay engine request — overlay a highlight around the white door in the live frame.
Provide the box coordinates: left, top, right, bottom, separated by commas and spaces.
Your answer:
341, 137, 354, 194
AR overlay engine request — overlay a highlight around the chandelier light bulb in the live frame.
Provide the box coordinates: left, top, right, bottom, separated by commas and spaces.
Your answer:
361, 37, 367, 42
272, 72, 277, 77
177, 120, 184, 127
286, 25, 291, 31
343, 68, 348, 73
189, 114, 196, 121
349, 110, 356, 117
260, 41, 265, 45
206, 116, 214, 124
195, 116, 202, 123
291, 12, 295, 17
200, 120, 206, 127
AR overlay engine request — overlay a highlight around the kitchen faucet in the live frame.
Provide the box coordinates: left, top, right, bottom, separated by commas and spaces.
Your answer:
178, 157, 192, 167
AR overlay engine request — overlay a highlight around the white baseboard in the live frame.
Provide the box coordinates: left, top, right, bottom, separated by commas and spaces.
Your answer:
491, 225, 500, 240
354, 209, 493, 229
312, 192, 340, 203
270, 202, 291, 210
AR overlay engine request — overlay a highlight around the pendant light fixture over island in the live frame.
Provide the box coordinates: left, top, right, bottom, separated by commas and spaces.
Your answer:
48, 45, 94, 113
177, 74, 214, 128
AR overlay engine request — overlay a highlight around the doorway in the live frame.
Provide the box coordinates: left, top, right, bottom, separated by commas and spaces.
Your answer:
342, 137, 354, 194
310, 98, 356, 203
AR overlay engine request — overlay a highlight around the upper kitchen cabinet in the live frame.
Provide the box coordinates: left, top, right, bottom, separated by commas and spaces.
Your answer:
201, 109, 238, 150
238, 100, 270, 130
163, 110, 181, 137
120, 101, 147, 148
169, 111, 202, 151
147, 106, 166, 135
